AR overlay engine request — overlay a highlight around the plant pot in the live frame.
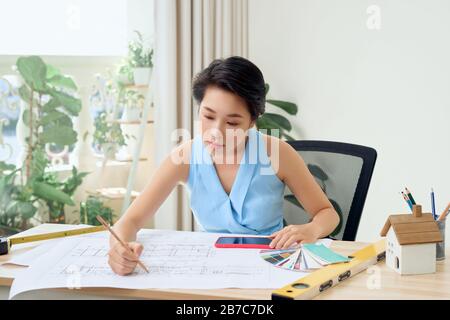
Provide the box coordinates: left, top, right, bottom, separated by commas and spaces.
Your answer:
116, 73, 133, 86
121, 107, 142, 122
120, 107, 141, 157
101, 143, 118, 160
133, 67, 152, 86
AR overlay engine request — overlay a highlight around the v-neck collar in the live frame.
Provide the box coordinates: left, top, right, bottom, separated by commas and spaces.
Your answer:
197, 128, 258, 213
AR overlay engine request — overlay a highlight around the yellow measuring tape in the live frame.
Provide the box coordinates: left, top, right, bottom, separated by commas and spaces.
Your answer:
272, 239, 386, 300
1, 226, 105, 255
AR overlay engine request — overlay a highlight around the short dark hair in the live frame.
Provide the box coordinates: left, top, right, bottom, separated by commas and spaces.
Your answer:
192, 56, 266, 120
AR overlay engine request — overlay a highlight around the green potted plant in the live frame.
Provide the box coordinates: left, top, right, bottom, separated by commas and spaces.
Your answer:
128, 31, 154, 85
93, 69, 144, 122
116, 61, 134, 86
79, 196, 114, 226
40, 166, 89, 224
93, 111, 127, 160
15, 56, 80, 175
0, 56, 88, 231
0, 151, 88, 232
0, 161, 31, 235
119, 89, 145, 121
256, 85, 343, 236
256, 83, 298, 140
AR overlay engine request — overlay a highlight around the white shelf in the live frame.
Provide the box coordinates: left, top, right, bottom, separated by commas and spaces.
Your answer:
86, 187, 140, 200
106, 119, 154, 125
124, 84, 149, 90
94, 154, 148, 163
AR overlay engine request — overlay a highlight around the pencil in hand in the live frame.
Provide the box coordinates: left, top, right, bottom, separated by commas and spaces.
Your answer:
96, 215, 149, 273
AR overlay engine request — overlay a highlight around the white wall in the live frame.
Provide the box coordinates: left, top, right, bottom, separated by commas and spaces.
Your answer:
0, 0, 128, 56
0, 0, 154, 56
127, 0, 155, 44
248, 0, 450, 241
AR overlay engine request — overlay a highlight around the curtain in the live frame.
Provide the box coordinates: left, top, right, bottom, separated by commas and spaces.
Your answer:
152, 0, 249, 231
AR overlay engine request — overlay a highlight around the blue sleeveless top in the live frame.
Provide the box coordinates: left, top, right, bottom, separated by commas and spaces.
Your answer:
186, 127, 285, 235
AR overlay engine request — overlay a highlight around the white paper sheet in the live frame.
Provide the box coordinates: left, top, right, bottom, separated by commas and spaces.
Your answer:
3, 224, 102, 267
4, 241, 55, 267
9, 230, 333, 299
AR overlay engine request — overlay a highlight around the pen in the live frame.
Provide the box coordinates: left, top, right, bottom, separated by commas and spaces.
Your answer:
438, 202, 450, 222
96, 215, 149, 273
405, 187, 417, 205
431, 188, 436, 220
401, 191, 413, 211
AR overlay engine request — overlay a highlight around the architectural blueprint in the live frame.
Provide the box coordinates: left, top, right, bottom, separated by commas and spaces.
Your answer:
9, 229, 332, 299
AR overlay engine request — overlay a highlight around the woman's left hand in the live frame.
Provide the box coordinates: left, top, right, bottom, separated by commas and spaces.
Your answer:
269, 223, 322, 249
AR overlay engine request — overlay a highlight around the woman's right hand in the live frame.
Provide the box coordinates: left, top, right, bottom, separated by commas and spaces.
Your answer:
108, 240, 144, 276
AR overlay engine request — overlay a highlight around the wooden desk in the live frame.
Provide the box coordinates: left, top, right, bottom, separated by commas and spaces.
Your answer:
1, 224, 449, 300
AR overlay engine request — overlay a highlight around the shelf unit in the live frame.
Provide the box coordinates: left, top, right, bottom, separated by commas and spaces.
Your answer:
88, 81, 154, 216
120, 83, 154, 215
94, 154, 148, 163
124, 84, 149, 90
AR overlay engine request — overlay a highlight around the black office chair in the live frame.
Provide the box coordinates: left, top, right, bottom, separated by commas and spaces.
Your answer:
283, 140, 377, 241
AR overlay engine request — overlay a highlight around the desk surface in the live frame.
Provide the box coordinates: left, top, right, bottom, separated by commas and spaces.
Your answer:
1, 224, 449, 300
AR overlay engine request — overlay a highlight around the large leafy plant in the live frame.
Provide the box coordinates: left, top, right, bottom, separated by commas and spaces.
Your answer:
0, 162, 29, 234
256, 84, 343, 236
0, 56, 88, 232
256, 83, 298, 140
16, 56, 80, 177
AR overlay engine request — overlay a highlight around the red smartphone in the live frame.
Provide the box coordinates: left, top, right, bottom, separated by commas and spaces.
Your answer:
214, 236, 272, 249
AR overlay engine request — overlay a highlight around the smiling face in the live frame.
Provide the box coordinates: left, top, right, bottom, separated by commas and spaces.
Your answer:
199, 85, 255, 158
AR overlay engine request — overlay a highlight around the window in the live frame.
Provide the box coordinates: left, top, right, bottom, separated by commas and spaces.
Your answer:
0, 77, 21, 165
0, 0, 153, 167
0, 0, 127, 56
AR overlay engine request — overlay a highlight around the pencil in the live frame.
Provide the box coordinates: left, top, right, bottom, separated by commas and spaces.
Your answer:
438, 202, 450, 222
405, 187, 417, 205
96, 215, 149, 273
431, 188, 437, 220
401, 191, 413, 211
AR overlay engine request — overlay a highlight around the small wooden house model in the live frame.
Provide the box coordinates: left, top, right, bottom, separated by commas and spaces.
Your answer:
380, 204, 443, 275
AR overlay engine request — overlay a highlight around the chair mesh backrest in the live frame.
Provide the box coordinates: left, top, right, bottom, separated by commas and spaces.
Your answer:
283, 150, 364, 241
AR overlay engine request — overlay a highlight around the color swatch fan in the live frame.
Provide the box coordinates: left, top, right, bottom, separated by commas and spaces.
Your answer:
260, 243, 350, 272
260, 248, 303, 271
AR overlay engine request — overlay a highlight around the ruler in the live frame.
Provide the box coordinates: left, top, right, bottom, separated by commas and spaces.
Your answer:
272, 239, 386, 300
0, 225, 105, 255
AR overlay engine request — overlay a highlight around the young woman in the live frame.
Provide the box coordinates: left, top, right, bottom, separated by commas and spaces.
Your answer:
108, 56, 339, 275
